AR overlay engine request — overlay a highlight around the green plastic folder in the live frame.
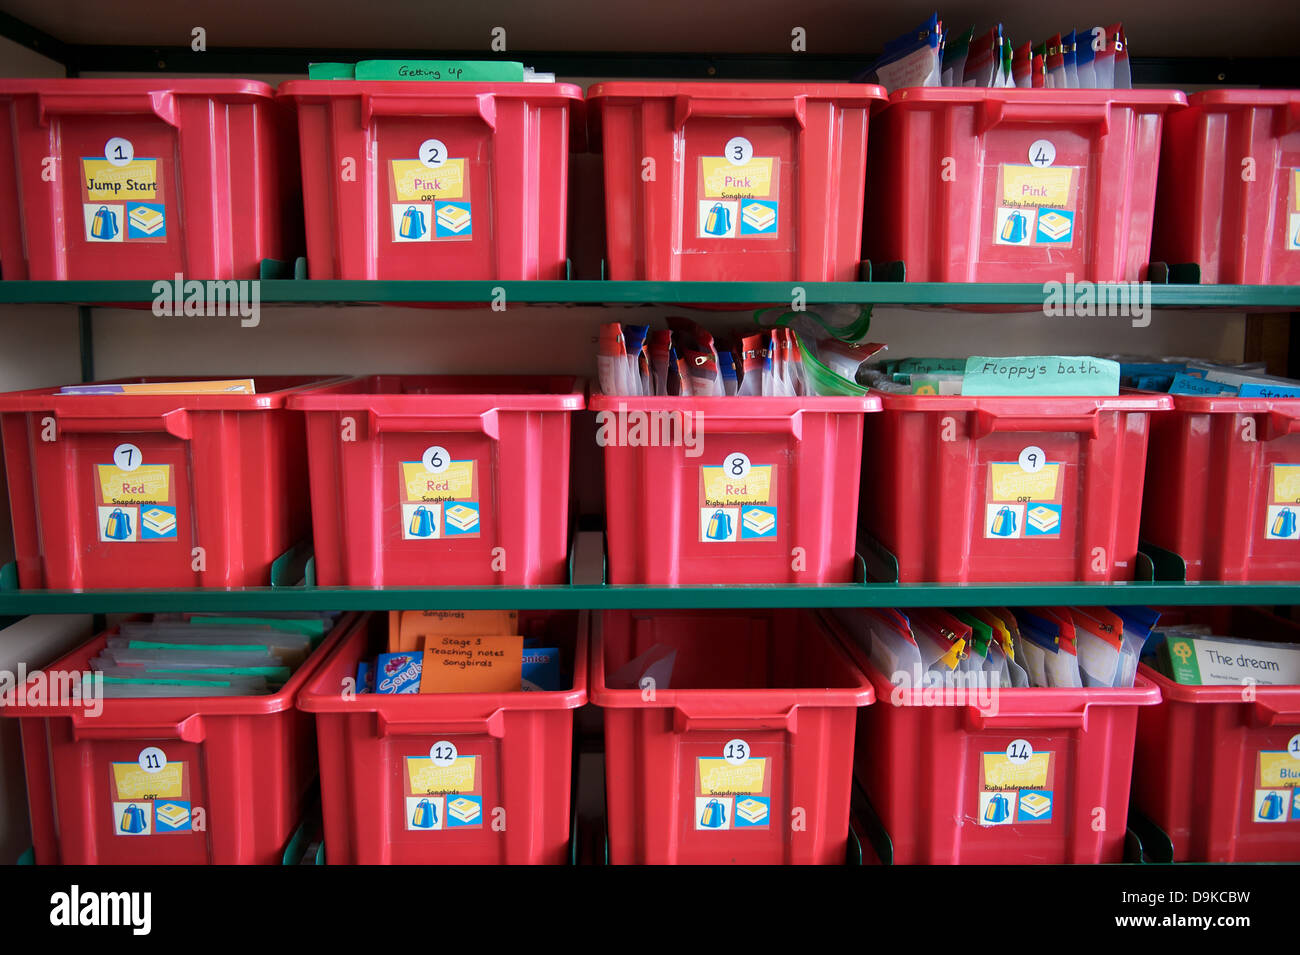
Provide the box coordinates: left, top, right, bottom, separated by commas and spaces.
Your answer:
307, 63, 355, 79
353, 60, 526, 82
962, 356, 1120, 396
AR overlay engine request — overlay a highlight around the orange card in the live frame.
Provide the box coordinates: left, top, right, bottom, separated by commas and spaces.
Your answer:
392, 610, 518, 652
420, 634, 523, 693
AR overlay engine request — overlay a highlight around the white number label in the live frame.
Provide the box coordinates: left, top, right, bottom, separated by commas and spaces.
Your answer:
1018, 446, 1046, 473
723, 739, 750, 765
430, 741, 458, 766
105, 137, 134, 167
138, 746, 167, 774
1006, 739, 1033, 764
1029, 139, 1056, 167
724, 452, 751, 478
113, 443, 143, 472
422, 445, 450, 474
725, 136, 754, 167
1289, 734, 1300, 760
419, 139, 448, 169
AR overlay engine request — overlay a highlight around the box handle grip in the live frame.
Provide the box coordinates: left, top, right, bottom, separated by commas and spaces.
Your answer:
979, 100, 1111, 135
366, 410, 499, 440
70, 713, 205, 742
55, 409, 192, 440
376, 709, 506, 739
361, 92, 496, 130
673, 705, 798, 733
38, 90, 178, 128
972, 409, 1099, 439
675, 95, 807, 130
965, 708, 1088, 731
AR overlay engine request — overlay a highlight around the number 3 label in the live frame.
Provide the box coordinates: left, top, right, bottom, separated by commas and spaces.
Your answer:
725, 137, 753, 167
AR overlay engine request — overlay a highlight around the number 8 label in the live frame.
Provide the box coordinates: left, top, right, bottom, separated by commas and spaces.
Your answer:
724, 452, 751, 478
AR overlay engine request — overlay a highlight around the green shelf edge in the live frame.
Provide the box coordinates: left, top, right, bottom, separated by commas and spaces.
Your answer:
2, 581, 1300, 614
0, 279, 1297, 309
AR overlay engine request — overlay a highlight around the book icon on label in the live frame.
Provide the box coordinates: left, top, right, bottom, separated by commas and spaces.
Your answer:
444, 502, 480, 535
435, 202, 472, 237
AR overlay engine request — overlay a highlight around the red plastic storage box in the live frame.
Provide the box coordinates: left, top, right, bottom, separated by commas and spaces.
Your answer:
1, 613, 359, 865
860, 391, 1172, 583
592, 609, 874, 865
298, 611, 586, 864
277, 81, 581, 280
290, 376, 583, 587
0, 376, 338, 591
835, 609, 1161, 864
0, 79, 300, 281
1143, 393, 1300, 581
590, 393, 880, 585
1133, 607, 1300, 861
1153, 90, 1300, 285
863, 88, 1187, 282
588, 82, 887, 281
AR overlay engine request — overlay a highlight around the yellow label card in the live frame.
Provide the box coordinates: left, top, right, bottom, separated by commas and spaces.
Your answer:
701, 157, 774, 199
402, 460, 474, 502
702, 464, 772, 505
1293, 169, 1299, 213
982, 752, 1051, 790
1274, 465, 1300, 504
990, 463, 1060, 502
406, 755, 477, 794
698, 757, 767, 795
1259, 751, 1300, 788
113, 761, 183, 800
98, 464, 170, 504
391, 159, 465, 201
82, 158, 159, 201
1001, 165, 1074, 208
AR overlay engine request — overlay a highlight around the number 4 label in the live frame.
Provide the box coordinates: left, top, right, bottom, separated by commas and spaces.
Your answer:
1029, 140, 1056, 167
